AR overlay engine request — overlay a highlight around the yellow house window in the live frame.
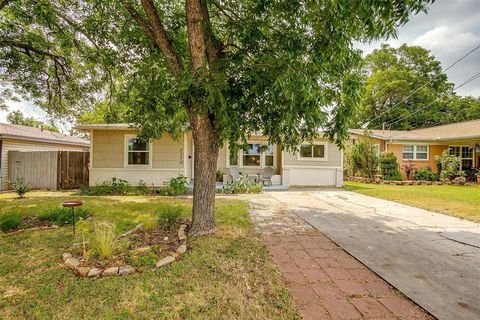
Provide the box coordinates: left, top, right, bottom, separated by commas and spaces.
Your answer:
127, 138, 150, 165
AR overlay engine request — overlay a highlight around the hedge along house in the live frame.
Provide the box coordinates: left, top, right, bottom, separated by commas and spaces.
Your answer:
75, 123, 344, 188
0, 123, 90, 190
350, 119, 480, 181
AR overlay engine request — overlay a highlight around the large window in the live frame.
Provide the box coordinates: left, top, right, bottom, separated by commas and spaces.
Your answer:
402, 145, 428, 160
299, 143, 326, 160
127, 137, 150, 165
227, 143, 275, 168
449, 146, 473, 170
243, 143, 262, 167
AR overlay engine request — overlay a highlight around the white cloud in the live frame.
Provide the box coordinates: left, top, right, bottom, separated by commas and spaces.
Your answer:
0, 99, 48, 123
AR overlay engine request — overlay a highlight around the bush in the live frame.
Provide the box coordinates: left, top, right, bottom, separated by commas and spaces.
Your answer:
220, 175, 263, 194
39, 207, 91, 226
10, 177, 31, 198
380, 152, 402, 181
344, 133, 379, 179
413, 167, 439, 181
78, 178, 152, 196
158, 206, 183, 226
167, 175, 189, 195
92, 222, 116, 259
136, 180, 150, 195
216, 170, 224, 182
435, 150, 461, 182
0, 214, 22, 231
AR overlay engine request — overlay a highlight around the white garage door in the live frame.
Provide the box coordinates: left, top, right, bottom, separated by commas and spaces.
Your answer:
286, 168, 338, 186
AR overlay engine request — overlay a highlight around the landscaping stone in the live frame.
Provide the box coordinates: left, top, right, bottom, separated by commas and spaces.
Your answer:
65, 257, 80, 269
119, 265, 135, 275
132, 246, 151, 254
176, 244, 187, 254
178, 224, 187, 240
62, 252, 72, 262
76, 266, 90, 277
155, 255, 175, 268
118, 224, 143, 238
102, 266, 119, 276
88, 267, 102, 277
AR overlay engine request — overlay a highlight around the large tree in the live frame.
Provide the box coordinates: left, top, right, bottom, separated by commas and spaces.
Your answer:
7, 110, 59, 132
356, 43, 480, 130
0, 0, 433, 235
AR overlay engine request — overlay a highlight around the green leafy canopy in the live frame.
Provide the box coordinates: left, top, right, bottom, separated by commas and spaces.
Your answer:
1, 0, 434, 148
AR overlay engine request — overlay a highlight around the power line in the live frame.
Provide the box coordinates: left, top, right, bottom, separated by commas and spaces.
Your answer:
385, 70, 480, 128
362, 42, 480, 128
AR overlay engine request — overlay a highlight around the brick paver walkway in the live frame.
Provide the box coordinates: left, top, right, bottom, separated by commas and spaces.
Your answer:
249, 195, 433, 320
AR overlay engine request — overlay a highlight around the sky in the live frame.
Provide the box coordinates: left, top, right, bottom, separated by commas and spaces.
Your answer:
1, 0, 480, 130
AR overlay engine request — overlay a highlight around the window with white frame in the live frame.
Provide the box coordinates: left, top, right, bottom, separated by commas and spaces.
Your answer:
127, 137, 150, 165
449, 146, 473, 170
402, 145, 428, 160
299, 143, 326, 160
243, 143, 262, 167
264, 144, 274, 166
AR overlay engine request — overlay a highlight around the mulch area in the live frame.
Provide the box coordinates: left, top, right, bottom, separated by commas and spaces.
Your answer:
249, 195, 433, 320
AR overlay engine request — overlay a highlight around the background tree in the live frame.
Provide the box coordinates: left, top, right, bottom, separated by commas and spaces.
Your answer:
1, 0, 433, 235
357, 43, 480, 130
6, 110, 59, 132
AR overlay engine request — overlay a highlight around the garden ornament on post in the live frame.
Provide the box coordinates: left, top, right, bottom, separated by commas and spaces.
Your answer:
62, 201, 83, 235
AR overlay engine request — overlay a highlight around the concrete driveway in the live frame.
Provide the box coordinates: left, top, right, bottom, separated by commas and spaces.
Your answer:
266, 189, 480, 320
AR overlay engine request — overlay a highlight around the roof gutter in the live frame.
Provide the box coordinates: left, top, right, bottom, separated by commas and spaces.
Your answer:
0, 134, 89, 147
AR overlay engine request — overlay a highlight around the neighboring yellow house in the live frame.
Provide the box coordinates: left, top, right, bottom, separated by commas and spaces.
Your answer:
350, 119, 480, 180
75, 124, 344, 188
0, 123, 90, 190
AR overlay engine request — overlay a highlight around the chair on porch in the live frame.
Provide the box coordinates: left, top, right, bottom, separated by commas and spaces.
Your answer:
229, 167, 240, 182
261, 167, 274, 186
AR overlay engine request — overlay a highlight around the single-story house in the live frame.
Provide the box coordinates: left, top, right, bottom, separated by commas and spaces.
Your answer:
75, 124, 344, 188
350, 119, 480, 180
0, 123, 90, 190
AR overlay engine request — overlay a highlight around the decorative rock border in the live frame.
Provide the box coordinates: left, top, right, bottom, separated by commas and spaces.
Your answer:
62, 223, 189, 278
345, 176, 478, 186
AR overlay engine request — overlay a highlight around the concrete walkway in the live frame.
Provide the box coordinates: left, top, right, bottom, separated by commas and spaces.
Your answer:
267, 189, 480, 320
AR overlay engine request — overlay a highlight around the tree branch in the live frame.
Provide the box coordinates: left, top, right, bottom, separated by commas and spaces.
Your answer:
119, 0, 156, 42
139, 0, 183, 75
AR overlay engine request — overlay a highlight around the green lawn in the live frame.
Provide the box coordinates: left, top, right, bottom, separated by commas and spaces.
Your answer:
344, 182, 480, 223
0, 191, 298, 320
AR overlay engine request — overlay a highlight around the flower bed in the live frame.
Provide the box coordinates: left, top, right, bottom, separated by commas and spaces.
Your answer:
62, 220, 189, 278
345, 176, 478, 186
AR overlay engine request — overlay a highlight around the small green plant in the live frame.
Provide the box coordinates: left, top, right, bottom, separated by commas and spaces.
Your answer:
0, 214, 22, 231
142, 216, 159, 231
136, 180, 150, 195
76, 218, 91, 258
167, 175, 188, 195
128, 251, 158, 267
158, 206, 183, 226
220, 175, 263, 194
77, 177, 135, 196
39, 208, 91, 226
10, 177, 31, 198
413, 167, 439, 181
216, 170, 224, 182
380, 152, 402, 181
344, 132, 379, 178
92, 222, 116, 259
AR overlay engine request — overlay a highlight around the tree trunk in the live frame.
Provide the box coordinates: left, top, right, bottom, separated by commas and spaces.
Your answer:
188, 108, 219, 236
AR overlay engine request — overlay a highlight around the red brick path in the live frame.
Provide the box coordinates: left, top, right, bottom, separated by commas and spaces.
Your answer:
263, 233, 433, 320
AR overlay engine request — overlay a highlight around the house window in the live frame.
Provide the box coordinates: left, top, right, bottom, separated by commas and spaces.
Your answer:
265, 144, 274, 166
243, 143, 262, 167
127, 137, 149, 165
299, 143, 326, 160
402, 145, 428, 160
449, 146, 473, 170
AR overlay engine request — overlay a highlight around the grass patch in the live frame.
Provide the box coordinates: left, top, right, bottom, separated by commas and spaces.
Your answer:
0, 191, 298, 319
344, 182, 480, 223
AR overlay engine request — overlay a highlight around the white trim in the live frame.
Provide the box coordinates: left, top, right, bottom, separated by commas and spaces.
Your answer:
402, 144, 429, 161
89, 130, 93, 169
297, 142, 328, 161
282, 165, 342, 169
124, 134, 153, 168
183, 132, 188, 176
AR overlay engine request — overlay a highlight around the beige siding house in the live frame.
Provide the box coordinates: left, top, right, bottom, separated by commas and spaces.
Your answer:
0, 123, 90, 190
76, 124, 344, 188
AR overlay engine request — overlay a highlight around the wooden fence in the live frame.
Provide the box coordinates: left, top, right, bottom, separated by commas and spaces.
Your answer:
8, 151, 89, 190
